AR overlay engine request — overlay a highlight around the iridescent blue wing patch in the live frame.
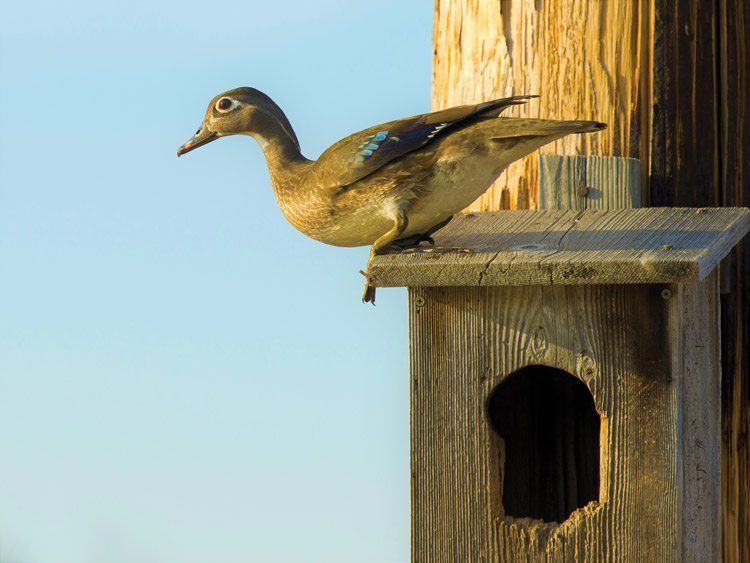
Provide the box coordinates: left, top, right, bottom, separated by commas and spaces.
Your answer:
353, 130, 392, 165
350, 121, 452, 167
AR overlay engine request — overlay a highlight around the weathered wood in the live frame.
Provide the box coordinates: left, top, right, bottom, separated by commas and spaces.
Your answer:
649, 0, 720, 209
648, 3, 750, 558
534, 152, 640, 553
718, 2, 750, 560
537, 156, 641, 211
370, 208, 750, 289
409, 272, 720, 561
673, 272, 722, 561
432, 1, 749, 558
432, 0, 650, 210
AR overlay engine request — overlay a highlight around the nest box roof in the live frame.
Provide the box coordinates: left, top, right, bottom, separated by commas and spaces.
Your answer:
369, 208, 750, 287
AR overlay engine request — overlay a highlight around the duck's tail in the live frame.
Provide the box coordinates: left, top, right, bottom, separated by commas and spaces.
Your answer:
477, 118, 606, 167
489, 118, 607, 139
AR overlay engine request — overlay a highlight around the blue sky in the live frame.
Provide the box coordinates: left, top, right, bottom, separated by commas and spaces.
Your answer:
0, 1, 433, 561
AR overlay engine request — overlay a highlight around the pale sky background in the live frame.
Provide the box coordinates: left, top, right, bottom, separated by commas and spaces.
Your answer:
0, 1, 434, 561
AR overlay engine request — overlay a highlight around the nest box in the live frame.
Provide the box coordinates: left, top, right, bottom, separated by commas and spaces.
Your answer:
369, 207, 750, 562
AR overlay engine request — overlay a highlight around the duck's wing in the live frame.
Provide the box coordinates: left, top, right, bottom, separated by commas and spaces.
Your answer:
316, 95, 537, 189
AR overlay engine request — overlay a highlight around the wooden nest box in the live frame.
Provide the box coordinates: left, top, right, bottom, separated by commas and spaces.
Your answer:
369, 207, 750, 562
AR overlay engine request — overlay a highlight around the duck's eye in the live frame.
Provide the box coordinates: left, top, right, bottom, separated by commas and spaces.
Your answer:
216, 98, 233, 111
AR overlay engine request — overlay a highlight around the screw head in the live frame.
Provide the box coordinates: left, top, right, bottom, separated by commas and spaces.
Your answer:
661, 288, 673, 300
415, 296, 426, 308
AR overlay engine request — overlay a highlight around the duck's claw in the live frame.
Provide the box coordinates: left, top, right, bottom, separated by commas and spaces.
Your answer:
362, 284, 377, 304
360, 270, 377, 304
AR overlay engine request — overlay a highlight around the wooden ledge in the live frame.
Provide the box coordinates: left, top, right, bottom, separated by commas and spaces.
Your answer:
368, 207, 750, 287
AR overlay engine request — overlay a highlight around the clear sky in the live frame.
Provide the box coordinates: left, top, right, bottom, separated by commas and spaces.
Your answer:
0, 1, 433, 561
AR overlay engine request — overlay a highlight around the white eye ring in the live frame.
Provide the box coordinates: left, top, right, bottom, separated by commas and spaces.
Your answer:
215, 97, 237, 112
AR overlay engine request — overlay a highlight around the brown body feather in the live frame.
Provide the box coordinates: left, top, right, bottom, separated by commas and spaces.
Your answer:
274, 117, 605, 247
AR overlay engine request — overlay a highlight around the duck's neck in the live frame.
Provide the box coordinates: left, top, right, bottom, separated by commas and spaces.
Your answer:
247, 112, 312, 199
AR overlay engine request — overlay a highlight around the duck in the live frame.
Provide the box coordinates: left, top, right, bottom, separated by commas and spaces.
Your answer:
177, 87, 605, 303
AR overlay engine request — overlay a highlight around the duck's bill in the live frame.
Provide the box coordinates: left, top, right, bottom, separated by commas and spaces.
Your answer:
177, 126, 218, 157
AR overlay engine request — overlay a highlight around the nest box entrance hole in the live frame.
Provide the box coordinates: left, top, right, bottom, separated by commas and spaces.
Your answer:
487, 366, 600, 523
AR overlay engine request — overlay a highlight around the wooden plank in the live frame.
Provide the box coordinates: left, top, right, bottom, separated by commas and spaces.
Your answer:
538, 156, 641, 210
409, 284, 680, 561
370, 208, 750, 288
533, 151, 639, 561
670, 271, 722, 561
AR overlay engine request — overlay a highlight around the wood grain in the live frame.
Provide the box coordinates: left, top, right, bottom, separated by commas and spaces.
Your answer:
432, 0, 651, 210
431, 1, 749, 558
409, 275, 720, 561
717, 2, 750, 560
649, 0, 720, 209
537, 155, 641, 211
531, 153, 637, 556
672, 272, 722, 561
370, 208, 750, 288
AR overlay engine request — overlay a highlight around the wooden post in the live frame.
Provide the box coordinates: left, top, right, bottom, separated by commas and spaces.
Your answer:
432, 1, 651, 210
717, 2, 750, 560
432, 2, 749, 559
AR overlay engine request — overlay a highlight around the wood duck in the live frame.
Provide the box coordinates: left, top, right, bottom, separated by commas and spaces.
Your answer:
178, 87, 605, 303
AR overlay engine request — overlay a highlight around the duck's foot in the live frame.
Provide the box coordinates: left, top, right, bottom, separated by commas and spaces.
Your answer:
391, 215, 455, 248
390, 233, 436, 248
360, 270, 377, 305
397, 246, 475, 255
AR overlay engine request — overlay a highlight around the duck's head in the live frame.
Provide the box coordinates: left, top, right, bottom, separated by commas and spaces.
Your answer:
177, 87, 299, 157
